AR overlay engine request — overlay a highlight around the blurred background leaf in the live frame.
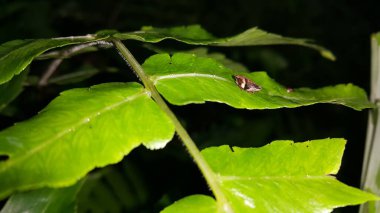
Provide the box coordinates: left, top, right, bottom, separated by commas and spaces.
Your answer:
0, 181, 84, 213
76, 161, 150, 213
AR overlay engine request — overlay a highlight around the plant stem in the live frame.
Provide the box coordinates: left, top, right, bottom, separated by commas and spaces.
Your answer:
112, 39, 231, 212
360, 33, 380, 212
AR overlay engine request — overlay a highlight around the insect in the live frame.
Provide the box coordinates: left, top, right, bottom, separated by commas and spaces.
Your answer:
286, 87, 293, 93
233, 75, 261, 93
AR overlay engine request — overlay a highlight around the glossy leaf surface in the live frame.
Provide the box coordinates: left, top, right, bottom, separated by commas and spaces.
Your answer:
161, 195, 217, 213
182, 48, 250, 73
142, 45, 250, 73
143, 53, 372, 110
1, 181, 84, 213
0, 35, 107, 85
0, 82, 175, 200
162, 139, 379, 212
114, 25, 335, 60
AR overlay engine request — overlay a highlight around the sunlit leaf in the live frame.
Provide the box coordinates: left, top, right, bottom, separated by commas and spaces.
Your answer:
142, 53, 372, 110
161, 195, 217, 213
162, 139, 379, 212
142, 45, 250, 72
0, 82, 175, 200
182, 48, 250, 72
113, 25, 335, 60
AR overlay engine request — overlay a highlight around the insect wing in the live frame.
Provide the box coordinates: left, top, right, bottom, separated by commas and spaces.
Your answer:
233, 75, 261, 93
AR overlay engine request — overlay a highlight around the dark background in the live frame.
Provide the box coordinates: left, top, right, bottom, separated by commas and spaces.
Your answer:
1, 0, 379, 212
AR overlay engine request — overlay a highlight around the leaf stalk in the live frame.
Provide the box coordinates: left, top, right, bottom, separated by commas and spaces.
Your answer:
112, 39, 231, 212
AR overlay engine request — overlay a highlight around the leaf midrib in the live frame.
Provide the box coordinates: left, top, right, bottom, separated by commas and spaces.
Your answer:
0, 91, 148, 173
151, 73, 229, 84
219, 175, 335, 181
152, 73, 367, 104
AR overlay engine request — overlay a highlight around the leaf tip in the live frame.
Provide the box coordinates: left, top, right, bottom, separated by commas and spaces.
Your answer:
320, 50, 336, 61
143, 139, 170, 150
141, 26, 154, 31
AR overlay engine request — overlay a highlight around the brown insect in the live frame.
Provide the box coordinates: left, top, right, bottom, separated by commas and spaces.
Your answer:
233, 75, 261, 93
286, 87, 293, 93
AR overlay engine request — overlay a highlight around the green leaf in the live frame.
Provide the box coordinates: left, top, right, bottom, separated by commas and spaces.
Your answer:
182, 48, 250, 73
142, 44, 250, 73
113, 25, 335, 60
0, 181, 84, 213
0, 35, 107, 85
163, 139, 380, 213
0, 82, 175, 200
142, 53, 372, 111
0, 70, 28, 111
161, 195, 217, 213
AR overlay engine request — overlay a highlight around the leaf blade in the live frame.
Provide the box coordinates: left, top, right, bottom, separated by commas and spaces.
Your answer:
0, 181, 84, 213
203, 139, 379, 212
161, 195, 217, 213
143, 53, 372, 110
0, 82, 175, 200
113, 25, 335, 60
163, 139, 379, 212
0, 35, 107, 85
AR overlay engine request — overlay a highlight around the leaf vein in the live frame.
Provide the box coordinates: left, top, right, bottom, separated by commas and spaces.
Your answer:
219, 175, 335, 181
152, 73, 229, 84
0, 91, 148, 172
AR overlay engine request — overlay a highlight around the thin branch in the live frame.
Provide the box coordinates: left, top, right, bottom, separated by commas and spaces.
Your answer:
37, 41, 113, 87
38, 58, 64, 87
